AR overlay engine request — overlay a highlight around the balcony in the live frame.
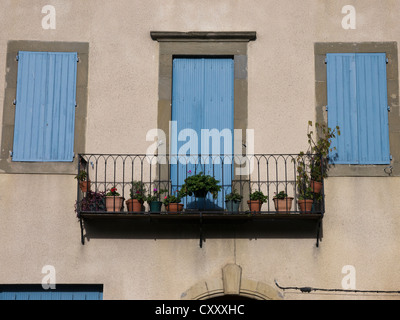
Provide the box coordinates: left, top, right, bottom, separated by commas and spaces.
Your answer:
75, 153, 325, 247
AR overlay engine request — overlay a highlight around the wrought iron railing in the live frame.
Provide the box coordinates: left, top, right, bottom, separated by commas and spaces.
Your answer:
75, 153, 325, 215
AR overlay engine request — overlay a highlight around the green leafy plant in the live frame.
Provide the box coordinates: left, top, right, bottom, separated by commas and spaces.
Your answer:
295, 152, 310, 196
249, 190, 268, 203
297, 187, 314, 200
75, 170, 88, 181
180, 171, 221, 199
273, 191, 288, 199
225, 189, 243, 202
146, 187, 168, 204
306, 121, 340, 181
163, 194, 182, 206
129, 180, 146, 202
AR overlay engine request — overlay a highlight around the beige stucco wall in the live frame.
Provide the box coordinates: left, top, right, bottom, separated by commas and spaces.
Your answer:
0, 0, 400, 300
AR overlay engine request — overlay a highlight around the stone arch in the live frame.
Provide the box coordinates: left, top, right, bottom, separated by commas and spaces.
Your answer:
181, 264, 283, 300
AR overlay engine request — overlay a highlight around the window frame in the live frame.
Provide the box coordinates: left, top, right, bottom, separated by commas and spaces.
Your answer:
0, 41, 89, 174
314, 42, 399, 177
151, 31, 256, 183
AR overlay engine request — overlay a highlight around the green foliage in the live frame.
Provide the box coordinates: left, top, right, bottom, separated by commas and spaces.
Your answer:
273, 191, 288, 199
306, 121, 340, 181
225, 189, 243, 202
163, 194, 182, 205
74, 170, 88, 181
294, 121, 341, 197
297, 187, 314, 200
249, 190, 268, 203
180, 171, 221, 199
129, 181, 146, 202
145, 187, 168, 204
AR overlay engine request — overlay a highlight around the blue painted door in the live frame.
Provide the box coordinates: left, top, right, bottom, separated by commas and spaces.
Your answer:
171, 58, 234, 210
12, 51, 77, 162
326, 53, 390, 164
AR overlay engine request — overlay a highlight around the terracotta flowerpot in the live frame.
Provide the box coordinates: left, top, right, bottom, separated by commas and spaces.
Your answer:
126, 199, 143, 213
166, 203, 184, 213
311, 180, 323, 193
298, 199, 313, 213
273, 197, 294, 213
79, 180, 91, 193
105, 196, 124, 212
247, 200, 262, 213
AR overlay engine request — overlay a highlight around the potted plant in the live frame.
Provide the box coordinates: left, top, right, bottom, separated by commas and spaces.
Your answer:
295, 155, 313, 213
273, 191, 294, 213
180, 171, 221, 210
105, 187, 124, 212
163, 193, 183, 213
306, 121, 340, 193
75, 191, 106, 217
247, 190, 268, 213
126, 181, 146, 213
75, 170, 91, 193
297, 187, 314, 213
146, 187, 168, 213
225, 189, 243, 214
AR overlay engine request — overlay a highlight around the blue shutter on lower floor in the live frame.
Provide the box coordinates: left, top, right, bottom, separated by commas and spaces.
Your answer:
326, 53, 390, 165
12, 51, 77, 162
0, 285, 103, 300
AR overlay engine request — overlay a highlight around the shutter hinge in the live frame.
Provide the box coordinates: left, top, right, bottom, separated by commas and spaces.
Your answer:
77, 56, 80, 63
13, 99, 16, 106
325, 105, 328, 111
386, 58, 389, 64
16, 54, 19, 61
9, 151, 13, 157
324, 57, 327, 64
388, 105, 391, 111
390, 154, 393, 161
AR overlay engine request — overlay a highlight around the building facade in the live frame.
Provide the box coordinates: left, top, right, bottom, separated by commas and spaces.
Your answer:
1, 0, 400, 300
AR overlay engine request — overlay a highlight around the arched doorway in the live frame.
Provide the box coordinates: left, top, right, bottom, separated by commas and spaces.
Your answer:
181, 264, 282, 300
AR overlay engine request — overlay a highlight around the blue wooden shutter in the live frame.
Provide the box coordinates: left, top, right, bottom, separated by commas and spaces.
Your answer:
13, 51, 77, 162
171, 58, 234, 209
355, 53, 390, 164
327, 53, 358, 164
326, 53, 390, 164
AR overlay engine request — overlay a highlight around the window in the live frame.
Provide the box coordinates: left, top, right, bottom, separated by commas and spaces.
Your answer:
0, 41, 89, 174
151, 31, 256, 183
314, 42, 399, 177
13, 51, 77, 162
326, 53, 390, 165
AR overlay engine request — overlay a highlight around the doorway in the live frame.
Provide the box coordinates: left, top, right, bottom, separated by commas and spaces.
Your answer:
171, 57, 234, 210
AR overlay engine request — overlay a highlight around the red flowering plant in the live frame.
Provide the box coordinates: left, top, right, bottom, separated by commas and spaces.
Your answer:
106, 186, 120, 197
163, 190, 183, 206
